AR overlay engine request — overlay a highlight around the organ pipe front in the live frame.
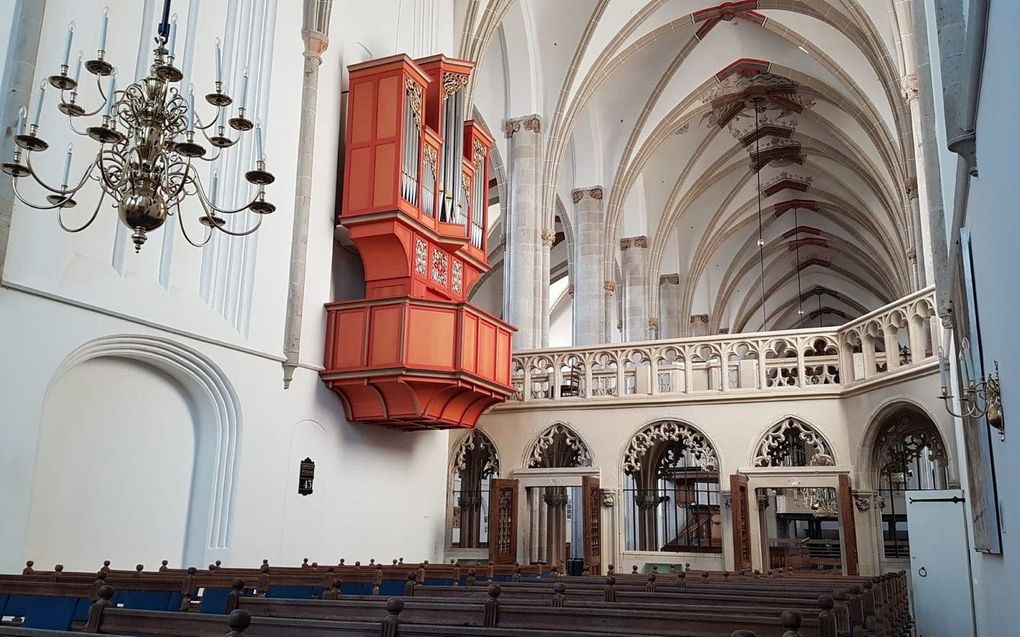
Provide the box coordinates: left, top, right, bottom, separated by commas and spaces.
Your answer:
322, 54, 512, 430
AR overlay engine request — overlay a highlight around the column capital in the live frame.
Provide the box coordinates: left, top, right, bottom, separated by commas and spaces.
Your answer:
570, 186, 604, 203
620, 235, 648, 250
904, 177, 918, 200
690, 313, 709, 325
900, 74, 919, 102
659, 273, 680, 285
567, 284, 575, 297
603, 280, 617, 295
504, 114, 542, 138
648, 318, 659, 330
301, 30, 329, 61
541, 228, 556, 246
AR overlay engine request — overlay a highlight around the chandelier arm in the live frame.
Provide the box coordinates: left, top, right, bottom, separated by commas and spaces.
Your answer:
176, 201, 215, 248
213, 212, 263, 237
195, 147, 225, 162
193, 106, 223, 131
196, 124, 236, 149
163, 160, 195, 202
96, 150, 129, 196
208, 190, 268, 215
11, 178, 77, 211
24, 152, 97, 195
56, 188, 106, 233
60, 87, 108, 118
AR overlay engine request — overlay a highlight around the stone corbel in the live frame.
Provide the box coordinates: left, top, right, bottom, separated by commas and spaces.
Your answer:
603, 281, 616, 296
852, 491, 877, 512
721, 491, 732, 509
620, 236, 648, 250
659, 273, 680, 286
541, 228, 556, 246
600, 489, 616, 508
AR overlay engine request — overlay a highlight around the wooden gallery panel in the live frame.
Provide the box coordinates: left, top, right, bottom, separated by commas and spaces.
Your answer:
405, 306, 456, 368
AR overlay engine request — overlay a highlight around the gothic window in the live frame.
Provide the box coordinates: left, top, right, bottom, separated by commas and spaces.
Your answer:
872, 408, 948, 559
621, 421, 721, 553
450, 430, 500, 549
753, 418, 834, 467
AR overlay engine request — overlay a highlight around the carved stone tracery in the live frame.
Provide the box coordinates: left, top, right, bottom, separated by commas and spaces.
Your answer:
527, 424, 593, 468
753, 418, 834, 467
623, 421, 718, 474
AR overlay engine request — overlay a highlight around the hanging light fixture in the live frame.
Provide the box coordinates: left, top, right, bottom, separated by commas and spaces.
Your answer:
751, 96, 767, 330
2, 1, 275, 252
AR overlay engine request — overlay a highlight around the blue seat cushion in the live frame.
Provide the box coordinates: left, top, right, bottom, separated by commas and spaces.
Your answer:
200, 588, 246, 614
113, 590, 174, 611
344, 582, 374, 596
266, 585, 317, 599
167, 591, 184, 611
379, 580, 404, 596
73, 597, 93, 622
4, 595, 78, 630
424, 578, 453, 587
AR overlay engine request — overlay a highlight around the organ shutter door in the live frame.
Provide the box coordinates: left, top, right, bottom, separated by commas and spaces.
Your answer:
582, 475, 602, 575
730, 473, 752, 571
838, 473, 860, 575
488, 479, 519, 564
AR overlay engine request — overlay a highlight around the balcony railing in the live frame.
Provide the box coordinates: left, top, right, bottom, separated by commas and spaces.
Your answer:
504, 287, 938, 405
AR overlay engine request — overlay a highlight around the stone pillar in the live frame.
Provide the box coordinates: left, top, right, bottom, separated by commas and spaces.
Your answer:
282, 0, 334, 387
0, 0, 46, 279
620, 236, 649, 342
572, 187, 606, 345
544, 488, 568, 571
658, 274, 682, 339
503, 115, 542, 350
540, 227, 554, 347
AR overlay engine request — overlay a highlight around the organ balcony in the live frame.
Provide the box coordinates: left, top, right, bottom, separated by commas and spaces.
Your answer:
322, 53, 514, 430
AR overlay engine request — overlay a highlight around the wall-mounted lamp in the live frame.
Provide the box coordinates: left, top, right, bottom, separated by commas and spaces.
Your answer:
938, 343, 1004, 440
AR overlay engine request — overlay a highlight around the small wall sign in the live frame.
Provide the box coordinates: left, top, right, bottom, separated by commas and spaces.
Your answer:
298, 457, 315, 496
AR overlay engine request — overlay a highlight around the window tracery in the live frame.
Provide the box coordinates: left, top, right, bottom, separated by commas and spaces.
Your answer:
526, 424, 592, 468
450, 430, 499, 549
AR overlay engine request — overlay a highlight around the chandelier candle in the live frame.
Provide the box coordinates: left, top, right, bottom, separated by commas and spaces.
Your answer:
72, 53, 82, 85
62, 23, 74, 69
1, 0, 276, 253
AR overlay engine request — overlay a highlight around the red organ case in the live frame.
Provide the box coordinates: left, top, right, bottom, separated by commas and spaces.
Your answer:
321, 54, 515, 430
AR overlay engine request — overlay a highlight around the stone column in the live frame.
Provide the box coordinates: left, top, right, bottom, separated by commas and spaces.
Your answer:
282, 0, 334, 387
503, 115, 542, 350
0, 0, 45, 279
572, 186, 605, 345
620, 236, 649, 342
540, 227, 554, 347
658, 274, 682, 339
543, 488, 569, 571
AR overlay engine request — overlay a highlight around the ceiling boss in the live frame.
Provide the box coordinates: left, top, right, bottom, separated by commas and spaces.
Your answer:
2, 0, 276, 252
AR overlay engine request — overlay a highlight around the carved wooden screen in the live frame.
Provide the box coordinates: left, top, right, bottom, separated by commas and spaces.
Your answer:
582, 475, 602, 575
488, 479, 518, 564
730, 474, 752, 571
838, 473, 859, 575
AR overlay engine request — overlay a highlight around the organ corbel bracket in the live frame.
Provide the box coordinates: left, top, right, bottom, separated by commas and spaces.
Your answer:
442, 71, 469, 96
405, 78, 423, 125
604, 281, 617, 296
422, 145, 438, 172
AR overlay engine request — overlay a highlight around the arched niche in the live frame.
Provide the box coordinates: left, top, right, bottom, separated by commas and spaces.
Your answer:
448, 429, 500, 550
29, 335, 241, 569
868, 404, 949, 560
621, 420, 721, 554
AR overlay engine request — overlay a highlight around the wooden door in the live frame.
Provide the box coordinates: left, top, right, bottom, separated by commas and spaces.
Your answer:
730, 474, 752, 571
581, 476, 602, 575
838, 473, 859, 575
488, 479, 519, 565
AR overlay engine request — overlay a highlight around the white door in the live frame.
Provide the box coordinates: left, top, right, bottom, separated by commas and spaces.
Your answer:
904, 489, 976, 637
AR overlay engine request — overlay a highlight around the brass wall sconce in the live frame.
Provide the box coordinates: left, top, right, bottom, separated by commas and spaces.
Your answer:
938, 343, 1005, 440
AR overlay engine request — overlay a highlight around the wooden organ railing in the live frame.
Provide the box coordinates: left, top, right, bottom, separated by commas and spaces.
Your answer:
321, 54, 513, 430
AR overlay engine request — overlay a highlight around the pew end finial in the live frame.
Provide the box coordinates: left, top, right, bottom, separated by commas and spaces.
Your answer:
780, 609, 803, 637
226, 609, 251, 637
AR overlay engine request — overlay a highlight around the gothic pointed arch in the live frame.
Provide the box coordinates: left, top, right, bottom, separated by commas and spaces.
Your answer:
753, 417, 835, 467
621, 420, 721, 553
449, 430, 501, 549
525, 423, 593, 468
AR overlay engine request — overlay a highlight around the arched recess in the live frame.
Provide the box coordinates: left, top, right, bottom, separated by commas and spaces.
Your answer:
29, 335, 241, 568
448, 429, 500, 550
621, 420, 721, 554
865, 403, 949, 561
752, 417, 836, 467
524, 423, 593, 469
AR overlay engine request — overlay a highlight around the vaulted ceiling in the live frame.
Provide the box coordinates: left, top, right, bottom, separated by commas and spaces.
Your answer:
462, 0, 920, 338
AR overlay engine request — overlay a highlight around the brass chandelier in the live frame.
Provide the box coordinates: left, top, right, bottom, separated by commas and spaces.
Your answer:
2, 1, 276, 252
